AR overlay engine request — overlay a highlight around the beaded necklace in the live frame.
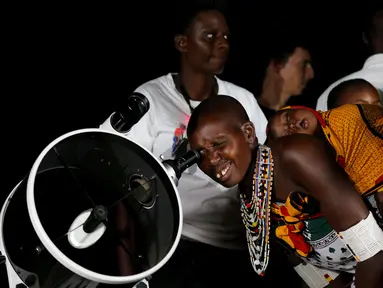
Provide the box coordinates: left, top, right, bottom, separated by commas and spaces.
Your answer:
239, 144, 274, 276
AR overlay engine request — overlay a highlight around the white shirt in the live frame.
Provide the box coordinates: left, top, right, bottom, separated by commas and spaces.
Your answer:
100, 73, 268, 249
316, 54, 383, 111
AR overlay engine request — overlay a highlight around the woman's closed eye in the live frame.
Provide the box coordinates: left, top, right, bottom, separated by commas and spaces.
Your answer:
199, 141, 226, 156
213, 141, 226, 147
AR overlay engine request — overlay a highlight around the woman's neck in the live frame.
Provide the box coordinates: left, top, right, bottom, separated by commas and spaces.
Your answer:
239, 156, 257, 199
179, 65, 216, 101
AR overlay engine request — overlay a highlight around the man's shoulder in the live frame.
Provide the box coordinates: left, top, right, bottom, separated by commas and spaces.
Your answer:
217, 78, 268, 141
216, 78, 263, 116
135, 74, 171, 95
217, 78, 254, 98
325, 70, 366, 91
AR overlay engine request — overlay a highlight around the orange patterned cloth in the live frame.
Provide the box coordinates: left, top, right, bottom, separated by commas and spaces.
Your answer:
318, 104, 383, 196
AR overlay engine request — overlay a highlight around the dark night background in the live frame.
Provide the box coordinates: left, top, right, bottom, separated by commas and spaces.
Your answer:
2, 1, 374, 203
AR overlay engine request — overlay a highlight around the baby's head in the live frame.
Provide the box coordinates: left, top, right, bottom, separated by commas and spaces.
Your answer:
327, 79, 381, 109
187, 95, 258, 187
266, 106, 321, 140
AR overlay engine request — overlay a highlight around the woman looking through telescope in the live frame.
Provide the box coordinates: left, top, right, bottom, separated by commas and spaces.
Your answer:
100, 3, 268, 287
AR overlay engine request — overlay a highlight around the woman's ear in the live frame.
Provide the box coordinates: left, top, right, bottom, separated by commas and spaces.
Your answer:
174, 35, 188, 52
241, 122, 258, 148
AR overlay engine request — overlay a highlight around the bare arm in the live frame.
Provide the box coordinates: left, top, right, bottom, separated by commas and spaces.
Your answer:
277, 135, 383, 288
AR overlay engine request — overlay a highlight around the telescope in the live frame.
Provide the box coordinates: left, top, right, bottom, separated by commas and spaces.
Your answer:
0, 93, 200, 288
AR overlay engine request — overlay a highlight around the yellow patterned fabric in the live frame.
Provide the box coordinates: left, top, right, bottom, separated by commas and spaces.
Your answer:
271, 192, 321, 257
319, 104, 383, 196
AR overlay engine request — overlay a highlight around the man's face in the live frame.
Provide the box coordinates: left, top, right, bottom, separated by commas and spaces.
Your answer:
280, 47, 314, 96
177, 10, 230, 75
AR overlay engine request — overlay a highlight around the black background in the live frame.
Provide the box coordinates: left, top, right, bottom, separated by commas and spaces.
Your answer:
2, 1, 373, 202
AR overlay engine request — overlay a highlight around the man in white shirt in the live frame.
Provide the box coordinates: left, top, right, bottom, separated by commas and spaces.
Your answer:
316, 8, 383, 111
100, 5, 268, 287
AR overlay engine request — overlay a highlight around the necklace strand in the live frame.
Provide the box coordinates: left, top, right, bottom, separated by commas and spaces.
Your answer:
240, 144, 274, 276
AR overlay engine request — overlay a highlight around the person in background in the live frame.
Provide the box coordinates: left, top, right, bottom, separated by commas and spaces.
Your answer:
100, 4, 268, 288
327, 78, 382, 109
256, 37, 314, 119
316, 7, 383, 111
